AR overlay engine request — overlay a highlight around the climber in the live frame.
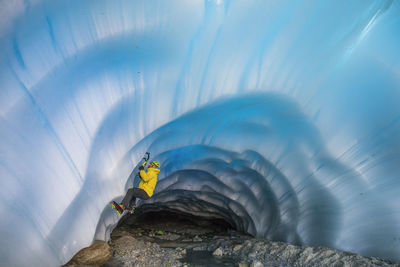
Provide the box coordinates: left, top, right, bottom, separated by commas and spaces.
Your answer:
111, 160, 161, 215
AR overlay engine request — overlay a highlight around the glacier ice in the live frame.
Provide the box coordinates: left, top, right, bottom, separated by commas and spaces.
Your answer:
1, 0, 400, 266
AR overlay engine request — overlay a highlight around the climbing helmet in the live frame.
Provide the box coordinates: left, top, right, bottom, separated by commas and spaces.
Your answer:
149, 161, 160, 169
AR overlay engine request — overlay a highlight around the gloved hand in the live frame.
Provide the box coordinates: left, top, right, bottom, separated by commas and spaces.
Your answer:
139, 165, 145, 171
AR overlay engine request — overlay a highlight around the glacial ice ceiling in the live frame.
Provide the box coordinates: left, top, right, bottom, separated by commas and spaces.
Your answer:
0, 0, 400, 266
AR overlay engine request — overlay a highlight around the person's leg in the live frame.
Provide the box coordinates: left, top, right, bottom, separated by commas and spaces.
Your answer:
121, 188, 135, 208
127, 188, 150, 209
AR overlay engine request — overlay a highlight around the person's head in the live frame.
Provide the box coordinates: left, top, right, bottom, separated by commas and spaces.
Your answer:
149, 161, 160, 170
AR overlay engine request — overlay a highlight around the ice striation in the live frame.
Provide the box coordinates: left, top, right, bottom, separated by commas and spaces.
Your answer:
0, 1, 400, 266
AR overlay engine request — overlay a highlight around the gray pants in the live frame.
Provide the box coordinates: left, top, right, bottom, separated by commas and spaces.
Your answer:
121, 188, 150, 209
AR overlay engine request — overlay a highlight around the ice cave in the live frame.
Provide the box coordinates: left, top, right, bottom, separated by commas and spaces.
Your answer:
0, 0, 399, 266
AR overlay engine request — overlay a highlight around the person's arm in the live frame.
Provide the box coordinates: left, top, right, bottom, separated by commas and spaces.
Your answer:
139, 166, 152, 182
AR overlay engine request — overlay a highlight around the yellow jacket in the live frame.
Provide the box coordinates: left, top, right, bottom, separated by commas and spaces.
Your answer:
138, 167, 160, 197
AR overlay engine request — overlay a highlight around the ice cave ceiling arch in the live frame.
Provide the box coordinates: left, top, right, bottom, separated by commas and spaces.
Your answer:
0, 1, 400, 266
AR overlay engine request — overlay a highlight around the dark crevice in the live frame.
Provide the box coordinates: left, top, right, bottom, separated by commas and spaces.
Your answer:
121, 208, 237, 234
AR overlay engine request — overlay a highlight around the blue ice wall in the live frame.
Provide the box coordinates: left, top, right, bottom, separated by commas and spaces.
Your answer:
1, 0, 400, 266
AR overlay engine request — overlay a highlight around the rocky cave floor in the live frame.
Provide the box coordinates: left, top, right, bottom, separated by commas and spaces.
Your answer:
67, 210, 400, 267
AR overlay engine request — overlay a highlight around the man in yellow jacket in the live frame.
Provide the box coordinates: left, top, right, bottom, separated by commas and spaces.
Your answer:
115, 161, 160, 214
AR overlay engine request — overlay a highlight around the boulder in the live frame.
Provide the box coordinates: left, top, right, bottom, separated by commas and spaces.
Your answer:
67, 240, 111, 266
213, 247, 223, 256
233, 244, 243, 251
250, 260, 264, 267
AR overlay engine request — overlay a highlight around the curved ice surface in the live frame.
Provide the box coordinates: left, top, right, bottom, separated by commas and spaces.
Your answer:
1, 1, 400, 266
